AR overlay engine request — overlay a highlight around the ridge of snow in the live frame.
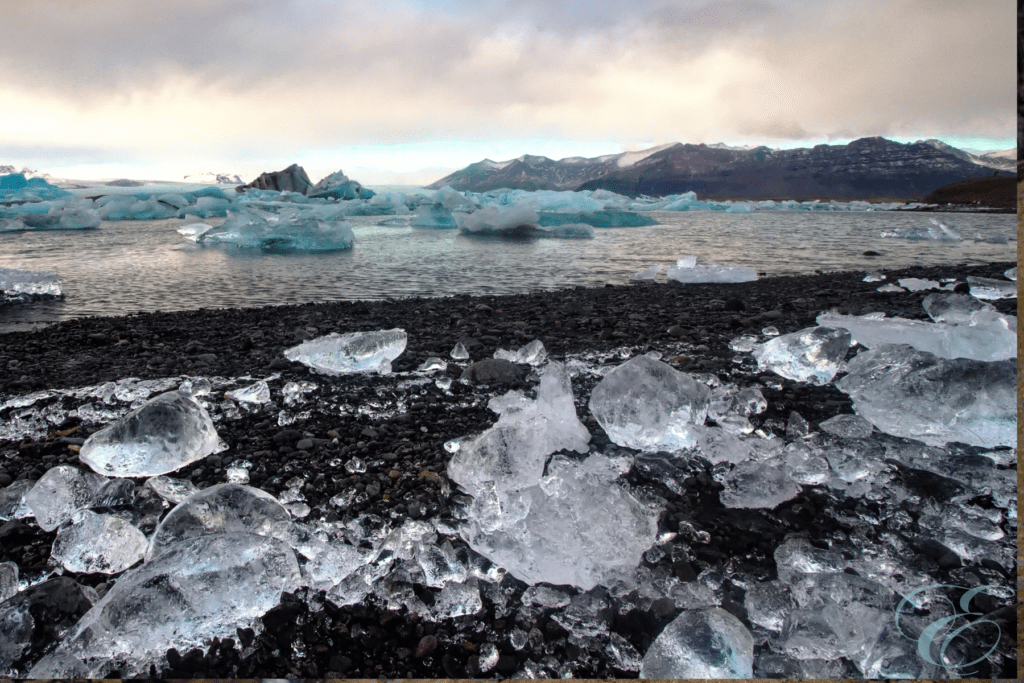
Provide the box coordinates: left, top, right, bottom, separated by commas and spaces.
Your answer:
616, 142, 678, 168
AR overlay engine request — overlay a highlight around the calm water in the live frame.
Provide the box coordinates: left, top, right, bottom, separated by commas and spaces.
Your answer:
0, 210, 1016, 331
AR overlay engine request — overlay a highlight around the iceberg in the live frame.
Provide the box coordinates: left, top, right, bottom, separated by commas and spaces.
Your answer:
537, 210, 658, 227
752, 327, 851, 385
0, 173, 73, 203
454, 203, 540, 236
197, 206, 354, 251
410, 204, 458, 228
588, 355, 710, 451
308, 169, 374, 200
0, 267, 62, 301
29, 533, 302, 678
640, 608, 754, 678
79, 391, 225, 478
816, 310, 1015, 362
835, 344, 1016, 447
284, 328, 407, 375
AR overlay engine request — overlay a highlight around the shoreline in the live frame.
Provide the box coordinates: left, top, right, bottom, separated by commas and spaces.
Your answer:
0, 259, 1016, 678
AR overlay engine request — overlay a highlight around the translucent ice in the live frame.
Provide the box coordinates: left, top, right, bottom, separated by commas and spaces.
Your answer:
744, 580, 796, 631
143, 475, 199, 504
666, 263, 758, 283
629, 265, 662, 281
146, 483, 292, 561
79, 391, 224, 477
284, 329, 407, 375
818, 414, 873, 439
0, 577, 96, 677
0, 561, 17, 602
50, 509, 147, 574
431, 579, 483, 619
966, 275, 1016, 300
897, 277, 940, 292
640, 608, 754, 678
492, 339, 547, 366
0, 479, 35, 521
29, 533, 301, 678
588, 355, 710, 451
225, 380, 270, 404
1004, 267, 1016, 281
0, 266, 62, 300
876, 283, 904, 293
25, 465, 108, 532
450, 342, 470, 360
752, 326, 850, 385
836, 344, 1015, 448
674, 254, 697, 269
717, 455, 803, 509
817, 310, 1016, 362
410, 204, 457, 228
198, 206, 354, 251
922, 292, 995, 323
862, 272, 885, 282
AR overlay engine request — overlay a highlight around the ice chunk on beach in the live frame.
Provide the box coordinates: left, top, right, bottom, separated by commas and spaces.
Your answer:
0, 561, 16, 602
143, 475, 199, 504
897, 277, 940, 292
460, 452, 659, 589
816, 310, 1015, 362
0, 479, 35, 521
146, 483, 292, 560
629, 265, 662, 281
674, 254, 697, 269
492, 339, 546, 366
818, 414, 873, 439
666, 263, 758, 283
284, 328, 407, 375
966, 276, 1016, 300
448, 362, 589, 497
29, 533, 301, 678
225, 380, 270, 404
717, 455, 803, 509
79, 391, 224, 478
588, 355, 710, 451
876, 283, 904, 293
0, 577, 96, 677
1004, 267, 1016, 281
640, 608, 754, 678
450, 342, 470, 360
862, 272, 885, 282
25, 465, 108, 532
50, 509, 147, 574
0, 267, 62, 299
922, 292, 995, 323
752, 327, 851, 385
836, 344, 1016, 448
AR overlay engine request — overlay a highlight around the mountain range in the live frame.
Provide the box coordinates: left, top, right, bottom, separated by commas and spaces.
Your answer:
427, 138, 1015, 200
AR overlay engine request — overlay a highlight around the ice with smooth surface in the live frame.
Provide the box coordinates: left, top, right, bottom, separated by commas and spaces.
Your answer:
816, 310, 1016, 362
29, 533, 301, 678
0, 479, 35, 521
198, 206, 354, 251
752, 326, 851, 385
836, 344, 1016, 448
25, 465, 108, 532
818, 413, 873, 439
143, 475, 199, 504
50, 510, 148, 574
966, 275, 1016, 300
0, 267, 62, 298
450, 342, 470, 360
666, 263, 758, 284
717, 455, 803, 509
284, 329, 407, 375
79, 391, 224, 477
640, 608, 754, 679
225, 380, 270, 404
492, 339, 546, 366
922, 292, 995, 323
146, 483, 292, 561
589, 356, 710, 451
629, 265, 662, 281
897, 277, 940, 292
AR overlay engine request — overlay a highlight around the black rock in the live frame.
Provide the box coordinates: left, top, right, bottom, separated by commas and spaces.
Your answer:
460, 358, 523, 384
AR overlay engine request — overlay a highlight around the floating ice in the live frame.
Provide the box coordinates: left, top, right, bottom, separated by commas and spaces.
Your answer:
588, 355, 710, 451
836, 344, 1016, 448
818, 414, 873, 439
50, 509, 147, 574
666, 262, 758, 284
284, 328, 407, 375
79, 391, 224, 478
410, 205, 458, 228
880, 218, 960, 240
640, 608, 754, 678
0, 267, 62, 300
629, 265, 662, 281
454, 203, 539, 235
29, 533, 301, 678
198, 206, 354, 251
492, 339, 546, 366
752, 326, 851, 385
674, 254, 697, 269
966, 275, 1016, 300
224, 380, 270, 404
146, 483, 292, 561
922, 292, 995, 323
175, 222, 213, 241
25, 466, 108, 532
816, 310, 1015, 362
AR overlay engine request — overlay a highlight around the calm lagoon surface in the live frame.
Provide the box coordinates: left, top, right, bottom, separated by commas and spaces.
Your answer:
0, 210, 1016, 330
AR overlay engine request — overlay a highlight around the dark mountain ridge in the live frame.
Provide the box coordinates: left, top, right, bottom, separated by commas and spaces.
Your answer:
429, 137, 1012, 201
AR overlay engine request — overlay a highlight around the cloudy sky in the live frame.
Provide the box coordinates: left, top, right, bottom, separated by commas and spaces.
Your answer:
0, 0, 1014, 185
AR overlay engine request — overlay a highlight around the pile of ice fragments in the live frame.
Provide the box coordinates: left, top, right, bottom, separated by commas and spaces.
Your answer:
0, 287, 1017, 677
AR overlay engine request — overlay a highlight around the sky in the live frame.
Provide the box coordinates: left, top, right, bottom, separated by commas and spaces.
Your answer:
0, 0, 1015, 185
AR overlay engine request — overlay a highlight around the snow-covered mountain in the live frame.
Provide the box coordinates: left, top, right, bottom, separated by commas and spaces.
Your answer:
182, 172, 245, 185
428, 138, 1013, 200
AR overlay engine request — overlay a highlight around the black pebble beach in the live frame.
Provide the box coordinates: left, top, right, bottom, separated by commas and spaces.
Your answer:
0, 259, 1017, 679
